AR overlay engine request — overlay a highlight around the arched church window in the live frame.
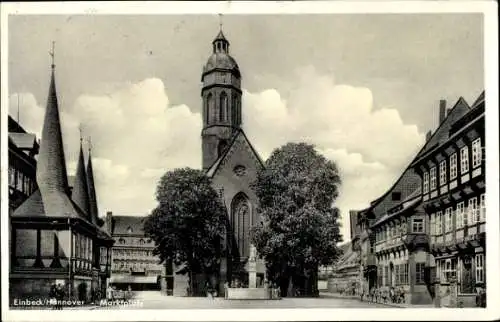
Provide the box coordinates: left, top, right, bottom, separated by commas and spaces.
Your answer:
236, 99, 241, 125
231, 194, 250, 258
219, 92, 228, 122
207, 93, 214, 123
232, 94, 238, 125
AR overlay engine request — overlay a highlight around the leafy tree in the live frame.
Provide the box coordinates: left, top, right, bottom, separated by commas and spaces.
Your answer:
143, 168, 226, 296
251, 143, 343, 297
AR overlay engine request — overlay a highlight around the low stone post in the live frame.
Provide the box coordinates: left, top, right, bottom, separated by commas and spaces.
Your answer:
248, 245, 257, 288
449, 277, 458, 308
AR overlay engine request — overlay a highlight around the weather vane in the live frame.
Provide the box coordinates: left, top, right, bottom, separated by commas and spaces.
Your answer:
49, 41, 55, 69
219, 13, 223, 31
78, 124, 83, 144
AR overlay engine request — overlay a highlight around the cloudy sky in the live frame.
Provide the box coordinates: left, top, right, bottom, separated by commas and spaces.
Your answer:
8, 14, 484, 241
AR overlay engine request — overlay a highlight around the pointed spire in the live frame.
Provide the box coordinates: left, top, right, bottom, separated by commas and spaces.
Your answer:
72, 128, 91, 220
36, 43, 70, 194
212, 16, 229, 53
87, 136, 99, 225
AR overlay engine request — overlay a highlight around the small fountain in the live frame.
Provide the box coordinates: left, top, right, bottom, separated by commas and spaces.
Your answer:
225, 245, 275, 300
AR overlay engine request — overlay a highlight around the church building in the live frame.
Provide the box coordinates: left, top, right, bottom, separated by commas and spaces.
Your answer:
202, 29, 267, 293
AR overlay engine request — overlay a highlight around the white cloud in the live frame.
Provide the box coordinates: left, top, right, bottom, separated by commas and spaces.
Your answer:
242, 66, 425, 240
11, 67, 424, 241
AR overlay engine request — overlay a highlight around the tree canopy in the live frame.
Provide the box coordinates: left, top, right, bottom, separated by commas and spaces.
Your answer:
143, 168, 226, 295
250, 142, 343, 296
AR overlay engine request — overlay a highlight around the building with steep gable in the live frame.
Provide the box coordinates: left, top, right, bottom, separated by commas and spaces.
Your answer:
350, 92, 486, 307
9, 60, 114, 305
105, 212, 164, 291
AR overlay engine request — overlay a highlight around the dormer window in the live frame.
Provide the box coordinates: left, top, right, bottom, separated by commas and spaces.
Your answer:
127, 226, 133, 234
119, 238, 125, 244
391, 192, 401, 201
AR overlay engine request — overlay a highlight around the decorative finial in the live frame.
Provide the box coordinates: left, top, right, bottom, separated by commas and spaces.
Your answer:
219, 13, 223, 31
49, 41, 55, 69
78, 124, 83, 145
87, 136, 92, 153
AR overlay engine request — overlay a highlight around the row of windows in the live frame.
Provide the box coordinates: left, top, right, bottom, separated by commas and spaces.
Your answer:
74, 233, 93, 262
113, 249, 155, 257
8, 166, 36, 196
437, 254, 484, 286
112, 261, 160, 271
204, 92, 241, 125
430, 195, 485, 235
375, 221, 407, 243
375, 195, 485, 242
117, 238, 150, 245
376, 263, 409, 286
423, 138, 483, 194
375, 217, 426, 243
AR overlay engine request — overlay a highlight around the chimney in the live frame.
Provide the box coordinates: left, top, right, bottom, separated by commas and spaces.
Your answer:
106, 211, 113, 235
426, 130, 432, 142
439, 100, 446, 124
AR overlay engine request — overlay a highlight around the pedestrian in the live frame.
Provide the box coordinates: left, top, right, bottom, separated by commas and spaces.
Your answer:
49, 284, 57, 310
55, 283, 65, 309
106, 285, 113, 300
127, 285, 132, 300
224, 281, 229, 299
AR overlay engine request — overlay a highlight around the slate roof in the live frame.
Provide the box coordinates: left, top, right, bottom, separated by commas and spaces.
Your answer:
205, 128, 265, 178
72, 143, 91, 221
372, 195, 421, 227
414, 97, 470, 160
8, 115, 27, 133
213, 30, 228, 43
87, 152, 99, 225
12, 68, 84, 222
471, 90, 485, 109
12, 189, 90, 220
110, 215, 148, 236
334, 241, 359, 270
36, 69, 70, 196
368, 97, 471, 215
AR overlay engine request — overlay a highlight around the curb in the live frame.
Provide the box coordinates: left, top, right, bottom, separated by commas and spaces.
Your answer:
319, 293, 409, 308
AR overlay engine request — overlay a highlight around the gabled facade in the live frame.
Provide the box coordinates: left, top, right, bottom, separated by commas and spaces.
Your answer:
202, 29, 266, 295
105, 213, 163, 291
351, 93, 485, 307
411, 92, 485, 307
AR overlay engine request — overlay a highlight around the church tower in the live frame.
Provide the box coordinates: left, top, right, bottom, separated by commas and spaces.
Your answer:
201, 29, 242, 170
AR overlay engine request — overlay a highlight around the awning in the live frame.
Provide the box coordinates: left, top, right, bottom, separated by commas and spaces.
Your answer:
109, 275, 158, 284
